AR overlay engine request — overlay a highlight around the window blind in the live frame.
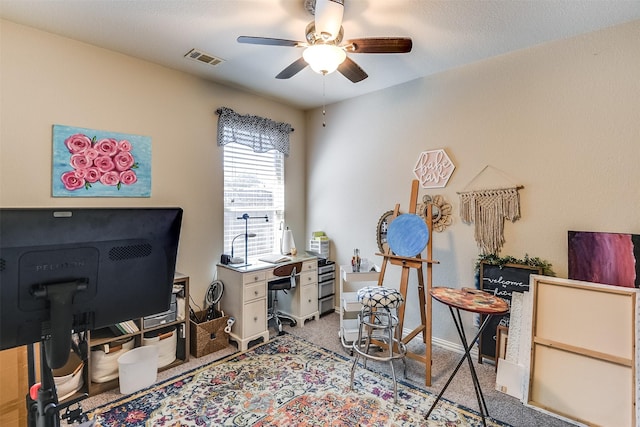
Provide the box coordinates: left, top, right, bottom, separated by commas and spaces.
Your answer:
223, 142, 284, 259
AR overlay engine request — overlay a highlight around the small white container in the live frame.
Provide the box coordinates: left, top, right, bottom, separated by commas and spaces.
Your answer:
117, 345, 158, 394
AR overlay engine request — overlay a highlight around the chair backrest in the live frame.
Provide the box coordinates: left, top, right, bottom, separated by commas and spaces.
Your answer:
273, 262, 303, 278
271, 262, 303, 290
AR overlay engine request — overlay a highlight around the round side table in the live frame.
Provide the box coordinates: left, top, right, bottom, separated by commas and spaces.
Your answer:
426, 287, 509, 426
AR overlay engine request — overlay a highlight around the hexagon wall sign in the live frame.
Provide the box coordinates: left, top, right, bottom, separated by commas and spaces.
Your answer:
413, 149, 455, 188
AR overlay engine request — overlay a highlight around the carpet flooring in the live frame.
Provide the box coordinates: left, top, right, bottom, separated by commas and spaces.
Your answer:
73, 312, 576, 426
88, 333, 511, 426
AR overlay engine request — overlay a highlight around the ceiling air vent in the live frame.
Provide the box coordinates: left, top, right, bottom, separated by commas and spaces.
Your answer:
184, 49, 224, 67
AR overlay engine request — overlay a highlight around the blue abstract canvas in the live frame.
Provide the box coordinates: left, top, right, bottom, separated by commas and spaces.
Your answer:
52, 124, 151, 197
386, 213, 430, 257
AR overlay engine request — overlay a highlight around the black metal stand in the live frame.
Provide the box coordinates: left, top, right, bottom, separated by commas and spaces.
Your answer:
26, 342, 92, 427
425, 308, 495, 426
236, 213, 268, 267
28, 342, 61, 427
25, 279, 91, 427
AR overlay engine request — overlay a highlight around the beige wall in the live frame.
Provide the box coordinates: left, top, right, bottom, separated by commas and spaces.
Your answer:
0, 20, 306, 306
306, 20, 640, 344
3, 17, 639, 349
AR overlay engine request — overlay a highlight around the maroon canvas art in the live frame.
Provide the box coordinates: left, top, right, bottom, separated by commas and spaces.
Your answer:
568, 231, 640, 288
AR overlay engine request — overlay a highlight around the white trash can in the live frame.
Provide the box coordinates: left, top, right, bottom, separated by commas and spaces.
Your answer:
117, 345, 159, 394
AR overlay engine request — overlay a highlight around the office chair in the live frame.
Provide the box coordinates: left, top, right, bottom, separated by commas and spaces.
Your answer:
268, 262, 302, 334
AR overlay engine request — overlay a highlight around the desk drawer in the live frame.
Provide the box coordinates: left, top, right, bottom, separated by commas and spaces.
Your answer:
302, 260, 317, 273
244, 282, 266, 302
318, 271, 335, 283
318, 263, 335, 275
300, 271, 316, 287
243, 271, 266, 285
319, 279, 335, 298
244, 299, 266, 337
300, 284, 317, 317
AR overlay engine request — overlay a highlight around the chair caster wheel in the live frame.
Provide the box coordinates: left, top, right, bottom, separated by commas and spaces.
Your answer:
290, 321, 297, 327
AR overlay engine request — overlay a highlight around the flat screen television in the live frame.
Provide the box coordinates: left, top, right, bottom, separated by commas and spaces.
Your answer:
0, 207, 183, 369
568, 230, 640, 288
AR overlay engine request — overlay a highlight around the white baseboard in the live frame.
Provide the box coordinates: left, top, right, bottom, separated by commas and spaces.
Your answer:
404, 328, 481, 361
330, 308, 482, 361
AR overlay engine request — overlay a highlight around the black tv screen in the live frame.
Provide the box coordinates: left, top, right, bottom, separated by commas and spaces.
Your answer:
568, 230, 640, 288
0, 207, 182, 368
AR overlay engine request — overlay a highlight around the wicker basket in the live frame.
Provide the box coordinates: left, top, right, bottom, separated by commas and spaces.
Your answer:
189, 311, 230, 358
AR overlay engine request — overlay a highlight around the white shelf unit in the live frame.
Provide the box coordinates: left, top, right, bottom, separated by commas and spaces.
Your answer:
338, 265, 380, 351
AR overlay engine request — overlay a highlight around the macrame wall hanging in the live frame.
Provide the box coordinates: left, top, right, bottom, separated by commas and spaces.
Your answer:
458, 166, 523, 255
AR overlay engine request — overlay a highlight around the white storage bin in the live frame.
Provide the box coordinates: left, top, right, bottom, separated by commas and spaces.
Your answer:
53, 351, 84, 401
143, 326, 177, 368
90, 337, 135, 383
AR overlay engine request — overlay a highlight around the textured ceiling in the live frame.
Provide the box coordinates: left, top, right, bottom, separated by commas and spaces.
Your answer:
1, 0, 639, 110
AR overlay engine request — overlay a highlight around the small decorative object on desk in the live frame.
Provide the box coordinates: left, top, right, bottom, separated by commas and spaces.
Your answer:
352, 248, 361, 272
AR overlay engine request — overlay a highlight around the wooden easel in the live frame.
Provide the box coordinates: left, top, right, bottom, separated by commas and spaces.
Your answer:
375, 179, 438, 386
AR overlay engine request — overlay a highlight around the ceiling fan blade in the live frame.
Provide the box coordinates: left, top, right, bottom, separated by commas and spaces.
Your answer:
345, 37, 413, 54
276, 57, 308, 79
237, 36, 303, 47
337, 57, 368, 83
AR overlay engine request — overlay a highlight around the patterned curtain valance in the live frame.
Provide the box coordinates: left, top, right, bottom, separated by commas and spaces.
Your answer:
216, 107, 293, 157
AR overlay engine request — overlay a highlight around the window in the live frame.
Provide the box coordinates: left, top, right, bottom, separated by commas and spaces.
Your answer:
216, 107, 292, 262
223, 143, 284, 259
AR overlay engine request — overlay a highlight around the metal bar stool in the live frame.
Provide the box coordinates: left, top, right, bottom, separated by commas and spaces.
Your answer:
350, 286, 406, 403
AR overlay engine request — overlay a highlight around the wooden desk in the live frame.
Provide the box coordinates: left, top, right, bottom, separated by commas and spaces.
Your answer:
426, 287, 509, 426
217, 255, 318, 351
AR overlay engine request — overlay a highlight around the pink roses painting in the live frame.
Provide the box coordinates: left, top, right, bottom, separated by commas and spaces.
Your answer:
60, 133, 139, 191
53, 124, 151, 197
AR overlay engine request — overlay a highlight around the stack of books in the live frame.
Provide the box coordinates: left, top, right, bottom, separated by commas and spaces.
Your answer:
109, 320, 140, 335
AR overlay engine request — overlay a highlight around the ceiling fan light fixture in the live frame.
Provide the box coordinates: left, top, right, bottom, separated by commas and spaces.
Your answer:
303, 44, 346, 75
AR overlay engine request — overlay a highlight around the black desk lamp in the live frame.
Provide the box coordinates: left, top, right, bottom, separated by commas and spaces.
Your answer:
231, 233, 256, 264
235, 213, 268, 267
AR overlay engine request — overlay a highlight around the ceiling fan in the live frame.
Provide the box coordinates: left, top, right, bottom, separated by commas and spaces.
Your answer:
237, 0, 412, 83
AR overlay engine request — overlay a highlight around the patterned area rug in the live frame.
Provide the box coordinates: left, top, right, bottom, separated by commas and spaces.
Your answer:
90, 334, 510, 426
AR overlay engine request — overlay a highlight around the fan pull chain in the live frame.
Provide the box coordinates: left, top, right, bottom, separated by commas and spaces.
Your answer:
322, 73, 327, 127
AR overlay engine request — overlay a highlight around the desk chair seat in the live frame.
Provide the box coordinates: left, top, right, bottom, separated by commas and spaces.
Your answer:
268, 262, 302, 334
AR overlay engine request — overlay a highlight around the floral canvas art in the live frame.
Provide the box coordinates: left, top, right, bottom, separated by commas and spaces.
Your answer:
52, 125, 151, 197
